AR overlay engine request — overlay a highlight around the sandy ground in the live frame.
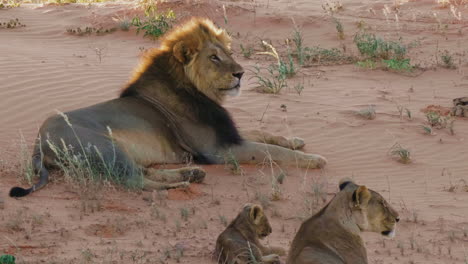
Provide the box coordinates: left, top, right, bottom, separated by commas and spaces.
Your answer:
1, 0, 468, 263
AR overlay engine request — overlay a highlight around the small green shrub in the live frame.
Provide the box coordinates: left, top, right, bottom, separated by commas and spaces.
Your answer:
440, 50, 456, 69
239, 44, 253, 59
250, 65, 287, 94
356, 59, 377, 69
333, 17, 344, 40
354, 33, 413, 71
354, 33, 407, 60
389, 143, 411, 164
132, 7, 175, 39
0, 255, 16, 264
383, 58, 412, 71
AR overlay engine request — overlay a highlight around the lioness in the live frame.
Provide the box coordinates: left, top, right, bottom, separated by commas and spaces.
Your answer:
9, 17, 326, 197
287, 179, 399, 264
215, 203, 286, 264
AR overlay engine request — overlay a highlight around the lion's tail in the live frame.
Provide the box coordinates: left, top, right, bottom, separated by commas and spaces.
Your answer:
9, 150, 49, 198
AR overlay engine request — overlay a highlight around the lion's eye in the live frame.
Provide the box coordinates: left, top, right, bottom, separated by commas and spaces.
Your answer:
210, 55, 220, 62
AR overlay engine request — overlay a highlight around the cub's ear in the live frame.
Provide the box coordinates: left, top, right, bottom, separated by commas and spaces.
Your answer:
173, 41, 195, 64
249, 204, 263, 224
339, 177, 355, 191
352, 185, 371, 208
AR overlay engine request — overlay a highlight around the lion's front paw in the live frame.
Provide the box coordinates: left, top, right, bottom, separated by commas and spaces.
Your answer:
262, 254, 281, 264
288, 137, 305, 150
298, 153, 327, 169
270, 246, 286, 256
180, 167, 206, 183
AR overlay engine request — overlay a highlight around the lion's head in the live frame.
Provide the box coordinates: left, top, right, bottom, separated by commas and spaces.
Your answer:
128, 18, 244, 103
236, 203, 272, 239
339, 179, 400, 238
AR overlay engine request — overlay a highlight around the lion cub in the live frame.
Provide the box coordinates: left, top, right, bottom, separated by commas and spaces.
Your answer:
215, 203, 286, 264
287, 179, 399, 264
452, 97, 468, 117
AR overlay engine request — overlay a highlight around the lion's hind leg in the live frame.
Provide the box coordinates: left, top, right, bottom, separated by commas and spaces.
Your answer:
242, 130, 305, 150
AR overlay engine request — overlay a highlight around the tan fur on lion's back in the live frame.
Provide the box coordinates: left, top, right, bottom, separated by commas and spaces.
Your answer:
287, 179, 399, 264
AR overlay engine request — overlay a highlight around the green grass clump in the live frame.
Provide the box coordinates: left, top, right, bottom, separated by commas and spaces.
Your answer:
354, 33, 407, 60
132, 7, 175, 39
333, 18, 345, 40
239, 44, 253, 59
389, 143, 411, 164
356, 59, 377, 69
0, 255, 16, 264
354, 32, 413, 71
382, 58, 412, 71
250, 65, 287, 94
440, 50, 456, 69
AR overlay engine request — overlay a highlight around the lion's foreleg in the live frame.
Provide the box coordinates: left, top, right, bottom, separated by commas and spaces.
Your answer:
145, 167, 205, 183
142, 178, 190, 190
241, 130, 305, 150
223, 141, 326, 169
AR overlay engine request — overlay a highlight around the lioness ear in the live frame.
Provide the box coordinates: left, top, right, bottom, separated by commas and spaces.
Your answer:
173, 41, 194, 64
352, 186, 371, 208
249, 204, 263, 223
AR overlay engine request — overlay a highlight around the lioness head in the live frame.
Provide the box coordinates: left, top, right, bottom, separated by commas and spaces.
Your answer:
239, 203, 272, 239
162, 18, 244, 103
339, 179, 400, 238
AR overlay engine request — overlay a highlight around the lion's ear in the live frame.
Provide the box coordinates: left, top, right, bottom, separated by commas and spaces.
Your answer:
249, 204, 263, 224
352, 186, 371, 208
173, 41, 195, 64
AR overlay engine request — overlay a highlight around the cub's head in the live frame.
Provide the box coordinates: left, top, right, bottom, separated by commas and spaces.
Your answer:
162, 17, 244, 103
239, 203, 272, 239
339, 179, 400, 238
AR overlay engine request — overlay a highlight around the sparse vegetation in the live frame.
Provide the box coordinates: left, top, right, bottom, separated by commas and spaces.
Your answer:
354, 32, 413, 72
239, 44, 253, 59
250, 64, 287, 94
219, 215, 228, 227
224, 150, 242, 175
113, 16, 132, 31
132, 6, 175, 39
333, 17, 345, 40
66, 26, 117, 36
0, 18, 26, 29
0, 0, 20, 8
389, 143, 411, 164
440, 50, 456, 69
354, 106, 376, 120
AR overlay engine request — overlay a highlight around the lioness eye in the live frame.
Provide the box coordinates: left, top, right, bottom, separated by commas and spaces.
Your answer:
210, 55, 220, 62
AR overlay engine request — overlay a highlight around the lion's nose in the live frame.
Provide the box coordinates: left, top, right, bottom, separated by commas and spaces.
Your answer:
395, 217, 400, 223
233, 71, 244, 80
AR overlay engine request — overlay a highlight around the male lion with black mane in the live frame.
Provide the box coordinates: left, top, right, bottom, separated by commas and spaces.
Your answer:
10, 17, 326, 198
287, 178, 399, 264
